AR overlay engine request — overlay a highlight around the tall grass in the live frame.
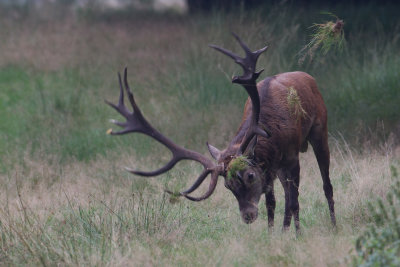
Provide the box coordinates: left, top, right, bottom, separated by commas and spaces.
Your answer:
0, 139, 399, 266
0, 2, 399, 266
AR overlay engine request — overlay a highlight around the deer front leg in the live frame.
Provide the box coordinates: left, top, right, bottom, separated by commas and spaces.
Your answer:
265, 178, 276, 229
278, 160, 301, 233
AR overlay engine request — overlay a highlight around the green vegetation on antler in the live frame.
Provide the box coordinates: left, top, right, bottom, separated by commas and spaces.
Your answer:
227, 156, 249, 180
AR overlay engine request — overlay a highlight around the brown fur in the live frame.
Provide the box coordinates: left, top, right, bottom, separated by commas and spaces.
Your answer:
221, 71, 336, 231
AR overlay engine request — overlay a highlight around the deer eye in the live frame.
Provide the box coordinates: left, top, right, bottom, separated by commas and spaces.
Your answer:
247, 172, 255, 180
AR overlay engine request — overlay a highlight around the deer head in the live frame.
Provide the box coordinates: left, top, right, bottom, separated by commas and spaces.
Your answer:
106, 33, 269, 223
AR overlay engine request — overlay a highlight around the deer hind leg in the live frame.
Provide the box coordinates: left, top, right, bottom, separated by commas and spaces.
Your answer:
309, 124, 336, 227
278, 161, 301, 233
265, 178, 276, 229
300, 141, 308, 153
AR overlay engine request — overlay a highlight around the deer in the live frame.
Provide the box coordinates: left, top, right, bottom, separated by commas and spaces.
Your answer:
106, 33, 336, 232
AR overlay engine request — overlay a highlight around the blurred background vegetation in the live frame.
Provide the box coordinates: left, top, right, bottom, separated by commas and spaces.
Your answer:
0, 0, 399, 167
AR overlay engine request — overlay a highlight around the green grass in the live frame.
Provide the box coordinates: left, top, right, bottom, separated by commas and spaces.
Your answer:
0, 145, 399, 266
0, 4, 398, 163
0, 2, 399, 266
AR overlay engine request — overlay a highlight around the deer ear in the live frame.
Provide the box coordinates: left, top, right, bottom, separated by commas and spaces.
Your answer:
207, 142, 222, 161
243, 136, 257, 159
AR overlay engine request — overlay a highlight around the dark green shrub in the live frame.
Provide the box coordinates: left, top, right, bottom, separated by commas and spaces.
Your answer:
352, 166, 400, 266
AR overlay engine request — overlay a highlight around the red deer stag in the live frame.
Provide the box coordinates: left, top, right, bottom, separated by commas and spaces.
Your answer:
106, 33, 336, 232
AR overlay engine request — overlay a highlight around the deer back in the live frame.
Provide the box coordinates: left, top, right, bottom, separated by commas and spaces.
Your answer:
222, 71, 327, 169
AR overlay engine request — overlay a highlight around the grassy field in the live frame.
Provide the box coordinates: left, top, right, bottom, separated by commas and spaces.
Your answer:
0, 3, 399, 266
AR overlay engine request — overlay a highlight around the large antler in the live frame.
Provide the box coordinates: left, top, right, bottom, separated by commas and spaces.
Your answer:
106, 68, 223, 201
209, 33, 270, 155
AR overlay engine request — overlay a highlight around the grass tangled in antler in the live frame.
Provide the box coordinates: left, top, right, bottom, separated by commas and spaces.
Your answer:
227, 156, 249, 180
298, 13, 345, 64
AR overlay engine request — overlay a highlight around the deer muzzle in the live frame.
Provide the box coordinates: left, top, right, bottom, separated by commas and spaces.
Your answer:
239, 201, 259, 224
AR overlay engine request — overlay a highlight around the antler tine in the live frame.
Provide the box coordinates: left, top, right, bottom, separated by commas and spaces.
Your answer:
123, 68, 142, 116
125, 158, 178, 177
179, 169, 211, 195
232, 32, 269, 63
210, 33, 268, 84
231, 32, 252, 55
210, 34, 270, 155
105, 73, 129, 119
106, 68, 224, 201
182, 172, 219, 201
208, 44, 237, 60
164, 168, 210, 195
255, 45, 269, 56
118, 72, 125, 108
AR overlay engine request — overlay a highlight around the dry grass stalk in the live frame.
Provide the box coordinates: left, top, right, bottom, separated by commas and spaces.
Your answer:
298, 13, 345, 64
287, 86, 307, 120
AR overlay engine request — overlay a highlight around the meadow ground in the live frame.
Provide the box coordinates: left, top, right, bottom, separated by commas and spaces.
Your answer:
0, 3, 399, 266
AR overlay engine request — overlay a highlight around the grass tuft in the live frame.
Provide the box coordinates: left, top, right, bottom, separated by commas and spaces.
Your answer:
298, 13, 345, 64
226, 156, 250, 180
287, 86, 307, 120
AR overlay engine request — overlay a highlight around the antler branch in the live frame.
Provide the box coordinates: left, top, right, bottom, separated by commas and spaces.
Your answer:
209, 33, 270, 155
106, 68, 223, 201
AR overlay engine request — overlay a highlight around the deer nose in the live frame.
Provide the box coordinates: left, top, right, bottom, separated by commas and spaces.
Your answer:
242, 211, 258, 224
